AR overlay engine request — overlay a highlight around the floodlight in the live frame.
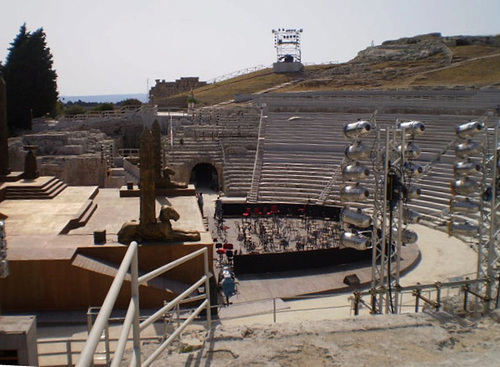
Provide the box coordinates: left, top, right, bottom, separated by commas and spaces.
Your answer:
397, 142, 421, 160
398, 121, 425, 136
453, 159, 481, 176
450, 197, 480, 214
403, 162, 423, 176
450, 177, 479, 195
343, 121, 372, 140
401, 229, 418, 244
340, 232, 370, 250
342, 163, 370, 181
340, 184, 370, 202
448, 220, 479, 237
405, 185, 422, 199
403, 208, 420, 224
345, 142, 371, 160
455, 140, 482, 158
341, 208, 371, 228
456, 121, 484, 139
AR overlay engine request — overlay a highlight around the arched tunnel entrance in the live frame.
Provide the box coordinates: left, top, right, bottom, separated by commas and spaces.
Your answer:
190, 163, 219, 190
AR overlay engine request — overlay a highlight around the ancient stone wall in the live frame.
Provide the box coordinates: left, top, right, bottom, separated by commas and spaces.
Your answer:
149, 77, 207, 106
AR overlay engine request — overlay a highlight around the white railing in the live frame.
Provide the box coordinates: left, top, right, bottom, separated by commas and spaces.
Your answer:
76, 242, 211, 367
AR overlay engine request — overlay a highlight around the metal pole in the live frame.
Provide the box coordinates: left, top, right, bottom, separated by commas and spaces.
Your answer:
203, 248, 212, 331
131, 245, 141, 367
77, 241, 139, 367
66, 340, 72, 367
435, 282, 442, 312
487, 122, 499, 310
273, 298, 277, 323
104, 324, 111, 365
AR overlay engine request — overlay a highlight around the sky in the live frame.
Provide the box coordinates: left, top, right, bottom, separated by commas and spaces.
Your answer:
0, 0, 499, 97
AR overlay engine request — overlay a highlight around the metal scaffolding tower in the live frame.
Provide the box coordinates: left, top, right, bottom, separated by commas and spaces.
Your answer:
271, 28, 303, 63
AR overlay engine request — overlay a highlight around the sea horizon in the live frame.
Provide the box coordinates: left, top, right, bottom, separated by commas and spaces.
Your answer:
60, 93, 148, 104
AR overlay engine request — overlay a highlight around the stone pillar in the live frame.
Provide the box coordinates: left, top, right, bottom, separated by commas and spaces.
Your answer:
23, 146, 39, 180
152, 119, 162, 182
0, 77, 10, 177
139, 128, 156, 225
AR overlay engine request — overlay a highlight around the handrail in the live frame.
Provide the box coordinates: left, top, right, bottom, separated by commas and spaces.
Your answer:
77, 241, 139, 367
76, 242, 211, 367
248, 108, 266, 202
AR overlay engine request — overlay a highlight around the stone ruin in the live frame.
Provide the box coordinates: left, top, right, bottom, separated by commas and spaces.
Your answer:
117, 127, 200, 244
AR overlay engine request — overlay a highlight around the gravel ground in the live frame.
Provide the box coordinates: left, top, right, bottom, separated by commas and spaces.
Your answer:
123, 310, 500, 366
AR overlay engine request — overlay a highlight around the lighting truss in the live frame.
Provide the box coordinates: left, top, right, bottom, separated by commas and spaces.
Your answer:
272, 28, 303, 63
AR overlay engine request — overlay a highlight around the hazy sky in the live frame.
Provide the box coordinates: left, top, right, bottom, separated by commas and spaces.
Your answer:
1, 0, 499, 97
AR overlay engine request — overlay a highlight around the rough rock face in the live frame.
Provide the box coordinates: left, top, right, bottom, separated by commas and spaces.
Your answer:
353, 33, 500, 64
354, 33, 451, 62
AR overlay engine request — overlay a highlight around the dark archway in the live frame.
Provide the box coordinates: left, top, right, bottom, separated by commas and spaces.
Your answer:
190, 163, 218, 190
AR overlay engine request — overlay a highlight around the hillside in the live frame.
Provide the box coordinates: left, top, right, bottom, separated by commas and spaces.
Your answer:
172, 33, 500, 107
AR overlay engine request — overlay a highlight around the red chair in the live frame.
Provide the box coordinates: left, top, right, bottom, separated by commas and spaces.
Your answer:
243, 208, 252, 217
223, 243, 234, 250
270, 205, 280, 215
215, 243, 223, 249
254, 207, 262, 216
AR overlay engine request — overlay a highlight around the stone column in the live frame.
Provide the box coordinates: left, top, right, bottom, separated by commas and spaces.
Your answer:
0, 77, 10, 177
152, 119, 162, 182
139, 128, 156, 225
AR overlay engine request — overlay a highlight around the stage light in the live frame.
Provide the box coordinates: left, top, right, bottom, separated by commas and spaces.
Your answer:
455, 140, 482, 158
343, 121, 372, 140
448, 220, 479, 237
403, 162, 423, 176
456, 121, 484, 139
403, 208, 420, 224
340, 232, 370, 250
450, 197, 480, 214
451, 177, 479, 195
401, 229, 418, 244
341, 208, 371, 228
340, 184, 370, 202
345, 142, 371, 160
397, 142, 421, 160
398, 121, 425, 137
342, 163, 370, 181
405, 185, 422, 199
453, 159, 481, 176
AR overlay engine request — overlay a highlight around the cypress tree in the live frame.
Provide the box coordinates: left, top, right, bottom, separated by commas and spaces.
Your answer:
0, 24, 58, 132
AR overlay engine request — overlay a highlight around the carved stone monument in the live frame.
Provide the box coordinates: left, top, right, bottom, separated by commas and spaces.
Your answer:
152, 119, 187, 189
117, 127, 200, 244
0, 77, 10, 178
22, 145, 39, 180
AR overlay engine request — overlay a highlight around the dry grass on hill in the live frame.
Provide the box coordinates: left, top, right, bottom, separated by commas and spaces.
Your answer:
181, 44, 500, 106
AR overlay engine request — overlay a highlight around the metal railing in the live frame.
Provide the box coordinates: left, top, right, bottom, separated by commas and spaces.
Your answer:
76, 242, 211, 367
351, 277, 499, 316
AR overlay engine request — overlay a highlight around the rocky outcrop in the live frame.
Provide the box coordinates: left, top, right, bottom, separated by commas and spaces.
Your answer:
354, 33, 451, 63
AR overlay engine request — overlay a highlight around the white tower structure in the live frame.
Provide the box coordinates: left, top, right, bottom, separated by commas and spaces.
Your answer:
272, 28, 304, 73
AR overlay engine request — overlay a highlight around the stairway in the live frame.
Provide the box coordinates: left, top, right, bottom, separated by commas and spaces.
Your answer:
59, 189, 99, 234
4, 177, 67, 200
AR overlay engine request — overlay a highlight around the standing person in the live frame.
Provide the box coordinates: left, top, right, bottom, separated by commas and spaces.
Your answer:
197, 192, 204, 216
214, 195, 222, 220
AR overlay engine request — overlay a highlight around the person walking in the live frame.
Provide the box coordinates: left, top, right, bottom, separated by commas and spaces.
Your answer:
197, 192, 204, 216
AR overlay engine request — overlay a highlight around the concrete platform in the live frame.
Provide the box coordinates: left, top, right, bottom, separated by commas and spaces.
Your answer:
0, 186, 211, 261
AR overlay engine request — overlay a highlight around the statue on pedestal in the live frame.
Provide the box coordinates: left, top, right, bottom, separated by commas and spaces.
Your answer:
117, 127, 200, 244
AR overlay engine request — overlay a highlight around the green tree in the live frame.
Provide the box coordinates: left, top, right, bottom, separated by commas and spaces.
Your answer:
118, 98, 142, 106
93, 103, 114, 112
0, 24, 58, 132
65, 104, 86, 116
